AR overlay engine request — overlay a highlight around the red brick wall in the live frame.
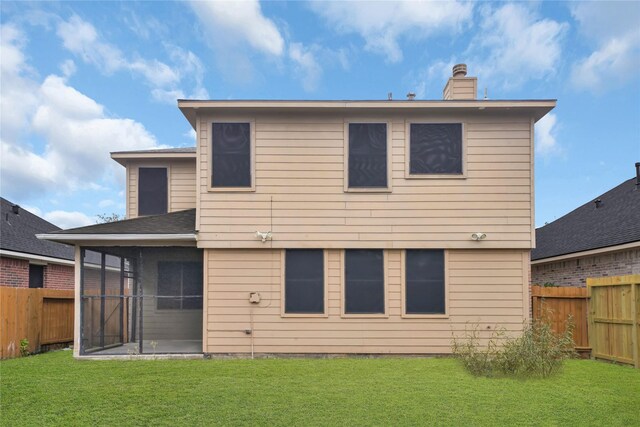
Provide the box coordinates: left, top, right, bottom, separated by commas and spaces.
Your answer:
0, 257, 29, 287
0, 256, 74, 290
44, 263, 74, 290
531, 247, 640, 287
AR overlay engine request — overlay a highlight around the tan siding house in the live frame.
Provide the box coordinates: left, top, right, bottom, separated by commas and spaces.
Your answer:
40, 65, 555, 357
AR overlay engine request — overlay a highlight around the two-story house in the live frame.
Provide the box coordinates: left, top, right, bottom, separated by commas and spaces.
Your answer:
40, 64, 555, 358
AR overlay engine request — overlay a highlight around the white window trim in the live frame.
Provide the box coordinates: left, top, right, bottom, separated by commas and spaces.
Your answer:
280, 249, 329, 318
404, 121, 467, 179
207, 119, 256, 192
400, 249, 449, 319
343, 120, 393, 193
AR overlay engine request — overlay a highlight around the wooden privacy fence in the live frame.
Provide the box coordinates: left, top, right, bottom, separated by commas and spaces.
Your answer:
531, 285, 590, 353
0, 288, 74, 359
588, 275, 640, 368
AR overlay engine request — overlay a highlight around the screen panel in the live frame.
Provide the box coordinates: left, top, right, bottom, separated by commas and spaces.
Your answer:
182, 261, 203, 310
285, 250, 324, 314
348, 123, 387, 188
212, 123, 251, 187
345, 249, 385, 314
138, 167, 168, 215
405, 249, 445, 314
410, 123, 462, 175
157, 261, 182, 310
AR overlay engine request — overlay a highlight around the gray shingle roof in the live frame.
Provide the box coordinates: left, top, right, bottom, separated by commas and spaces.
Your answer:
0, 198, 74, 260
532, 178, 640, 260
48, 209, 196, 235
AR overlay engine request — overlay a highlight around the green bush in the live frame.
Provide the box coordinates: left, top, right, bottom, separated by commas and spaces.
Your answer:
452, 317, 576, 378
19, 338, 29, 357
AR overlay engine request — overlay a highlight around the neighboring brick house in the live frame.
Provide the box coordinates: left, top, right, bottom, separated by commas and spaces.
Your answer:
531, 164, 640, 287
0, 198, 75, 289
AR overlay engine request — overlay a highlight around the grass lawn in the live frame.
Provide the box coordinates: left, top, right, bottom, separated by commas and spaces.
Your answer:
1, 351, 639, 426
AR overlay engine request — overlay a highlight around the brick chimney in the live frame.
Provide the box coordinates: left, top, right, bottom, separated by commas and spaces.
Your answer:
443, 64, 477, 100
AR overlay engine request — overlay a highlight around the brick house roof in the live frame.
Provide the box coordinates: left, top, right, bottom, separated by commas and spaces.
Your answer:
532, 177, 640, 260
0, 198, 74, 261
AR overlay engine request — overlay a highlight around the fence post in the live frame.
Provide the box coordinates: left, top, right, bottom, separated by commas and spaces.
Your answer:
632, 280, 638, 368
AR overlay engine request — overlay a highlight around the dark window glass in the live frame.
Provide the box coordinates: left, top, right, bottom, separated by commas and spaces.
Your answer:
157, 261, 203, 310
405, 250, 445, 314
345, 250, 384, 314
29, 264, 44, 288
212, 123, 251, 187
410, 123, 462, 174
285, 250, 324, 314
138, 168, 168, 216
348, 123, 387, 188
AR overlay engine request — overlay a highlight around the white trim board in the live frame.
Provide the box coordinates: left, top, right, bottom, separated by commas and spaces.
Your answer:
0, 249, 75, 266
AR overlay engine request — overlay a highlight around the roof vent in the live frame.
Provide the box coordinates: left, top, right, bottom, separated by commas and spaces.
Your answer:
11, 205, 20, 215
452, 63, 467, 78
406, 92, 416, 101
594, 199, 602, 209
635, 162, 639, 187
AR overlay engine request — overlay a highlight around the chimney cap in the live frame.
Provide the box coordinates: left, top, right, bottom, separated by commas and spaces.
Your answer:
406, 92, 416, 101
452, 63, 467, 78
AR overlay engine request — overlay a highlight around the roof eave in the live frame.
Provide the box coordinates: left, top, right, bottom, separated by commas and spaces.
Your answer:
37, 233, 197, 245
110, 151, 197, 166
178, 99, 557, 128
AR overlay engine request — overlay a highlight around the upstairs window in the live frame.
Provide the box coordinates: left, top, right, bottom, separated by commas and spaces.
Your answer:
344, 249, 385, 314
212, 123, 252, 188
405, 249, 445, 315
409, 123, 463, 175
157, 261, 203, 310
348, 123, 388, 189
284, 250, 325, 315
138, 167, 168, 216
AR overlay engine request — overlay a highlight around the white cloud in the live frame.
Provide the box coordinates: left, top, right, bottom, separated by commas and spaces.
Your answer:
309, 0, 473, 63
535, 113, 559, 156
98, 199, 115, 208
470, 4, 567, 90
59, 59, 76, 77
289, 43, 322, 92
0, 25, 159, 200
55, 15, 207, 103
0, 24, 40, 143
44, 210, 95, 229
189, 0, 284, 57
570, 2, 640, 91
184, 129, 197, 142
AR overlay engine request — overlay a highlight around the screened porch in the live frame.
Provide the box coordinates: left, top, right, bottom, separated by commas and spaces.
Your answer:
80, 246, 203, 356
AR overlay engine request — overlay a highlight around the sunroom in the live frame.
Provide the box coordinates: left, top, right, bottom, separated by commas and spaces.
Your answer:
38, 209, 203, 357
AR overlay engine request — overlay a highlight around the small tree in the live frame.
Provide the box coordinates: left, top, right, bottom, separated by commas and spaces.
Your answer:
96, 213, 124, 223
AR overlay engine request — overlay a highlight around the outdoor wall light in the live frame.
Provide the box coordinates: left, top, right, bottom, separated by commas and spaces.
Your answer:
471, 232, 487, 241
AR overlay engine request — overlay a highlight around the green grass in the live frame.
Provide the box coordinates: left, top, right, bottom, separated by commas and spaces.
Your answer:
2, 351, 639, 426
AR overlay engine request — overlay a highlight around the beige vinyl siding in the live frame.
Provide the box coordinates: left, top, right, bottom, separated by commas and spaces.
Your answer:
197, 112, 533, 249
443, 78, 477, 100
127, 159, 197, 218
205, 248, 528, 354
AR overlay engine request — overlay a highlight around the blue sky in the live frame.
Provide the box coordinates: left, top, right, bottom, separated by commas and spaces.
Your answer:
1, 1, 638, 229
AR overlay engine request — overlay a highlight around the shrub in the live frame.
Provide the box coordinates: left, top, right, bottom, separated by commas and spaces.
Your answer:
452, 317, 576, 379
19, 338, 29, 357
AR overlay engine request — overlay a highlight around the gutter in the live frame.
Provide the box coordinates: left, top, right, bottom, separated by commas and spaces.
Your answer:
37, 233, 197, 242
0, 249, 75, 266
